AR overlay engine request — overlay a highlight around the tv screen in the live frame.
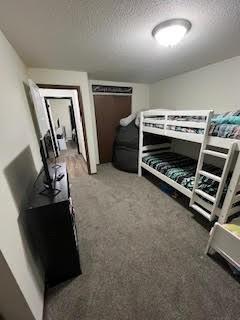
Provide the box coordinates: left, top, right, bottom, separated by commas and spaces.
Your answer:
40, 130, 57, 190
43, 130, 56, 164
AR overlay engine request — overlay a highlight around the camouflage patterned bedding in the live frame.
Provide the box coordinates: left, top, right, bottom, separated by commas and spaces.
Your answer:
142, 152, 230, 200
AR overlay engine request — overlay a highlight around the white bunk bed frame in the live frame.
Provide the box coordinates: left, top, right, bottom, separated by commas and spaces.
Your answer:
138, 109, 240, 223
205, 221, 240, 271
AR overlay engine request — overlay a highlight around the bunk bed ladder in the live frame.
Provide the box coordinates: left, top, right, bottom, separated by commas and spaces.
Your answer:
190, 142, 237, 221
189, 110, 213, 219
218, 147, 240, 224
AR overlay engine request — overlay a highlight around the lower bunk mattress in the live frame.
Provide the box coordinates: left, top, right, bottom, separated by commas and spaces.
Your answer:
142, 152, 230, 201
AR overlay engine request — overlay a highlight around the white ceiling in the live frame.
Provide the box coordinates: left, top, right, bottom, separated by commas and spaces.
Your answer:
0, 0, 240, 83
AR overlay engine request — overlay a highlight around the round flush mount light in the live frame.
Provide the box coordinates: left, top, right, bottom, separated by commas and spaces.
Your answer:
152, 19, 191, 47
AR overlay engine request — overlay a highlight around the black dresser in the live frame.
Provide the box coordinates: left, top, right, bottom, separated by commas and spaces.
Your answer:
24, 163, 81, 287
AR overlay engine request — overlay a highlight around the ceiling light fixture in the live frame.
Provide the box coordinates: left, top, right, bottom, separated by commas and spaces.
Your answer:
152, 19, 191, 47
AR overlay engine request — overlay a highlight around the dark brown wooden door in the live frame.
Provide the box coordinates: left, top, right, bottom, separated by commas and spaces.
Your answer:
94, 95, 131, 163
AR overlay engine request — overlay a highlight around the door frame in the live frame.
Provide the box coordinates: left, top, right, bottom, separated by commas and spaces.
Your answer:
37, 84, 91, 174
45, 97, 81, 156
44, 98, 60, 157
69, 98, 81, 155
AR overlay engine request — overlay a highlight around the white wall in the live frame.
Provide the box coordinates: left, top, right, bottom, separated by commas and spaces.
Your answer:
0, 30, 44, 320
150, 56, 240, 113
28, 68, 96, 173
89, 79, 150, 164
0, 251, 35, 320
150, 56, 240, 160
49, 99, 72, 140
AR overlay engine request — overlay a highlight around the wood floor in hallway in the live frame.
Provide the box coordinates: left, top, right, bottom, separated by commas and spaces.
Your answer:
56, 141, 88, 179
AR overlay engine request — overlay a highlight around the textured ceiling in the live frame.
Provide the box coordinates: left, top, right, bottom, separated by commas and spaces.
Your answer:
0, 0, 240, 83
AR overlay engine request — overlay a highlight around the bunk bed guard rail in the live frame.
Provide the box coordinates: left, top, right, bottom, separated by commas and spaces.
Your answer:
140, 109, 213, 144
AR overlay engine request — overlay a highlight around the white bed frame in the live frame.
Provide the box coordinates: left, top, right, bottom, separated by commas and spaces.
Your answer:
138, 109, 240, 223
206, 222, 240, 271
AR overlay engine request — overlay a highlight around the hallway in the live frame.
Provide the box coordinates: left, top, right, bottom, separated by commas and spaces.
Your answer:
56, 141, 88, 178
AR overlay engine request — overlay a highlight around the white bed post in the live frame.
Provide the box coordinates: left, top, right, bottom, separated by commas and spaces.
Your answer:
138, 111, 144, 177
218, 147, 240, 224
205, 223, 217, 255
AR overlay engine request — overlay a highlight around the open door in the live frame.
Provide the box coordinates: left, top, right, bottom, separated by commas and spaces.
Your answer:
28, 79, 49, 136
71, 98, 87, 161
45, 99, 60, 157
68, 102, 81, 154
28, 79, 58, 157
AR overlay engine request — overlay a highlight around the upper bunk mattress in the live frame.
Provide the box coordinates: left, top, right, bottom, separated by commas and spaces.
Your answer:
142, 152, 229, 199
143, 111, 240, 139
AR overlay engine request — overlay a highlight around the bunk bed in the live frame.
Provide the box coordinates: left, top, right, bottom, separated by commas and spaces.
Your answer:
138, 109, 240, 223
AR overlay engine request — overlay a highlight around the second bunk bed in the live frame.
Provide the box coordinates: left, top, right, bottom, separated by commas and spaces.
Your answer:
138, 109, 240, 223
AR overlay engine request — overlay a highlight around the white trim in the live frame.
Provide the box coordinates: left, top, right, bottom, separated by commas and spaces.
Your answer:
209, 142, 237, 217
194, 195, 221, 215
203, 149, 228, 159
167, 109, 212, 116
194, 189, 216, 203
219, 150, 240, 223
166, 120, 206, 128
191, 204, 213, 221
143, 119, 165, 125
199, 170, 221, 182
208, 136, 240, 149
39, 88, 89, 168
142, 109, 169, 116
165, 129, 204, 143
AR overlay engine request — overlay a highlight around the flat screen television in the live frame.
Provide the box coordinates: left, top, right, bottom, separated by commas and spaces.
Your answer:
39, 130, 60, 196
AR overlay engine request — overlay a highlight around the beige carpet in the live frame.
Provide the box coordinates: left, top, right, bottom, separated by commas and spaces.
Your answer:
44, 164, 240, 320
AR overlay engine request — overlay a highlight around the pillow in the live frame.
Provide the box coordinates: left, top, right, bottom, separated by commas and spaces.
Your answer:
120, 113, 136, 126
135, 112, 141, 127
212, 110, 240, 125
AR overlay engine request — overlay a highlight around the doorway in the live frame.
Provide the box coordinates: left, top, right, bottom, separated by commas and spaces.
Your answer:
47, 97, 81, 151
46, 97, 87, 177
94, 95, 131, 163
37, 85, 90, 177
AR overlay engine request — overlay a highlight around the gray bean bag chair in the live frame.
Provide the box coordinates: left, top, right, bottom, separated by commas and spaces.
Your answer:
113, 120, 169, 173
